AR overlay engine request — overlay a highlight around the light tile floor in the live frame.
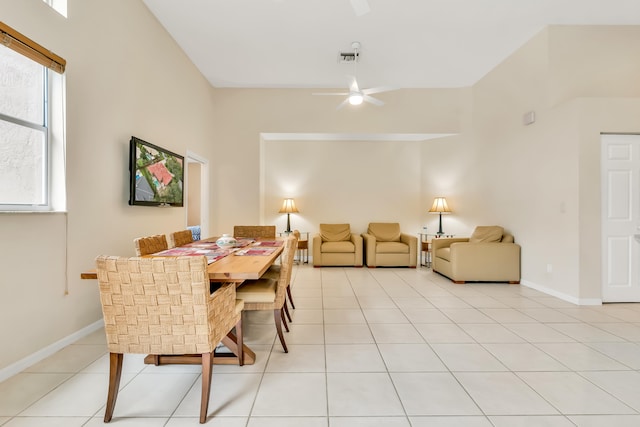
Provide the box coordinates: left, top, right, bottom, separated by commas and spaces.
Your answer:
2, 266, 640, 426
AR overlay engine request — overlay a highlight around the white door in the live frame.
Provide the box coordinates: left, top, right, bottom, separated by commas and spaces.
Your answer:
601, 134, 640, 302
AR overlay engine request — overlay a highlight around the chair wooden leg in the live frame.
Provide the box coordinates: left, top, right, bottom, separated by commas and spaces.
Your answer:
200, 352, 213, 424
104, 353, 124, 423
283, 300, 293, 323
235, 320, 244, 366
286, 285, 296, 309
281, 309, 290, 332
274, 309, 288, 353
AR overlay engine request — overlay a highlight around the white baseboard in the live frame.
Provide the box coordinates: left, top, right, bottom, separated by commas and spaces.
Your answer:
0, 319, 104, 383
521, 280, 602, 306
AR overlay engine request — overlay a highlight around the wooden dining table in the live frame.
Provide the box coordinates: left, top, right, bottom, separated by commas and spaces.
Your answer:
81, 236, 285, 366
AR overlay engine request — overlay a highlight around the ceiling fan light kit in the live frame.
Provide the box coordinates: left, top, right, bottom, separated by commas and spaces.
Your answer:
348, 92, 364, 105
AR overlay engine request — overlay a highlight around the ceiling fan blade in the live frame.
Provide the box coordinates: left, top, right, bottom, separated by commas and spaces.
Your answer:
347, 75, 360, 93
336, 98, 350, 110
312, 92, 349, 96
350, 0, 370, 16
364, 95, 384, 106
362, 86, 396, 96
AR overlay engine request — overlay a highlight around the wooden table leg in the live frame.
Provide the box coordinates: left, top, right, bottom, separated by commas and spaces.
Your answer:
143, 332, 255, 366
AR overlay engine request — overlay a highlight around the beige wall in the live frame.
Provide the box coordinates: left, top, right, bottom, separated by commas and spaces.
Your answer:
471, 26, 640, 302
209, 87, 472, 235
263, 139, 425, 246
3, 0, 640, 374
1, 0, 219, 373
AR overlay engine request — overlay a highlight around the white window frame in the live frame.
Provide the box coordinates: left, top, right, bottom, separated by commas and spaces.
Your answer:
0, 47, 65, 212
41, 0, 68, 18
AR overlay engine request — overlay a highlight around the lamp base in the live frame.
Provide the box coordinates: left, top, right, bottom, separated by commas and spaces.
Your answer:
285, 213, 291, 233
437, 213, 444, 235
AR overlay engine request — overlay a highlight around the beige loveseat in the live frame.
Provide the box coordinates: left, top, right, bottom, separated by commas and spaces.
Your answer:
313, 223, 363, 267
362, 223, 417, 267
431, 226, 520, 284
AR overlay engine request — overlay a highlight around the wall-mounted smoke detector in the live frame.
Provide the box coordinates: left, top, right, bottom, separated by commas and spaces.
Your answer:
338, 41, 361, 63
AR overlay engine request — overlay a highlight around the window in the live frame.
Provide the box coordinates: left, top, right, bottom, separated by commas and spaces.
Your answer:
0, 23, 66, 211
41, 0, 67, 18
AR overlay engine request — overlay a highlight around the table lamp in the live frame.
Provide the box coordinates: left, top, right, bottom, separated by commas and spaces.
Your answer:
428, 197, 451, 235
279, 198, 299, 233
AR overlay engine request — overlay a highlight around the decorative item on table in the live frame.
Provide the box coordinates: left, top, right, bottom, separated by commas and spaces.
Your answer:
428, 197, 452, 235
278, 198, 299, 233
216, 234, 238, 249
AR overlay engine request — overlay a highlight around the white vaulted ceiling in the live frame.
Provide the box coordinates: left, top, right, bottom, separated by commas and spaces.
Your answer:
142, 0, 640, 90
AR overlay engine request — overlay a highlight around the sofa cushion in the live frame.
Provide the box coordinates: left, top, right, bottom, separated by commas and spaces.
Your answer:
320, 223, 351, 242
502, 234, 514, 243
376, 241, 409, 253
469, 226, 504, 243
368, 222, 401, 242
322, 241, 355, 253
435, 247, 451, 261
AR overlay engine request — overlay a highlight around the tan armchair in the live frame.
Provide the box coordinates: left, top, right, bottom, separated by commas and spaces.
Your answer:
313, 223, 363, 267
362, 222, 417, 267
432, 226, 521, 284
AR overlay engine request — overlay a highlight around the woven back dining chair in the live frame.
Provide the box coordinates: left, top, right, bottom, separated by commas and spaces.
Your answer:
95, 255, 243, 424
262, 229, 300, 323
133, 234, 168, 256
170, 229, 194, 247
233, 225, 276, 238
235, 235, 297, 353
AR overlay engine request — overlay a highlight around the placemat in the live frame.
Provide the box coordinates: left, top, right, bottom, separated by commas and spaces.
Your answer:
152, 247, 231, 264
252, 240, 283, 247
234, 247, 278, 256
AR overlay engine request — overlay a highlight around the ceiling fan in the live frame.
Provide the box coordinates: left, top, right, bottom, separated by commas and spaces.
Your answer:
313, 41, 395, 109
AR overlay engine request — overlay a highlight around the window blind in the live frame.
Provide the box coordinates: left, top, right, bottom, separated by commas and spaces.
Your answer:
0, 21, 66, 74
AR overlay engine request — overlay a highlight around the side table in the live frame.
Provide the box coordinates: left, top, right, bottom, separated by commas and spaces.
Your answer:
279, 231, 309, 264
418, 233, 455, 268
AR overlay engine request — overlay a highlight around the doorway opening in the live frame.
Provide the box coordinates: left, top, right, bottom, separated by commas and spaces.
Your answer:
186, 151, 209, 239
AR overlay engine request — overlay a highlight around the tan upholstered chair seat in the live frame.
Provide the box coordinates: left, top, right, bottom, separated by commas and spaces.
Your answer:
362, 222, 417, 267
321, 241, 356, 253
376, 241, 410, 253
235, 279, 276, 303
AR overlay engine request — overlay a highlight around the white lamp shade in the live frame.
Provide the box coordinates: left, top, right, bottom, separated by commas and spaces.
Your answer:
428, 197, 451, 214
278, 198, 299, 214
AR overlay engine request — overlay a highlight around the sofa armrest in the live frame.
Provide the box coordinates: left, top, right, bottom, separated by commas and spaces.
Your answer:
312, 233, 323, 261
400, 233, 418, 265
431, 237, 469, 252
400, 233, 417, 251
362, 232, 376, 253
350, 233, 364, 266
